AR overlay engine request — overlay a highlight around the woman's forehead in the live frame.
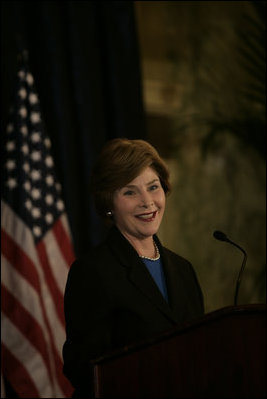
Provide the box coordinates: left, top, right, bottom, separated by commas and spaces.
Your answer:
121, 167, 159, 188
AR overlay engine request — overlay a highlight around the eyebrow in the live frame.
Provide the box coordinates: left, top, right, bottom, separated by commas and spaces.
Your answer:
124, 179, 160, 189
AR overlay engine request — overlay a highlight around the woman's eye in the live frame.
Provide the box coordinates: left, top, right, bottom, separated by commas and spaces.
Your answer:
149, 185, 158, 191
124, 190, 135, 196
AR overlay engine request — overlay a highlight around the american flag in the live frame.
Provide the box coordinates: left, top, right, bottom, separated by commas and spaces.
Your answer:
1, 52, 75, 398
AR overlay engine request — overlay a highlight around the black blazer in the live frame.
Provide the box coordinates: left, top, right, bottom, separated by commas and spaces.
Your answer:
63, 226, 204, 392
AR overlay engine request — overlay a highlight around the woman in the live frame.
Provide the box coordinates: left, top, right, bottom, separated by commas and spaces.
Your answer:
63, 138, 204, 396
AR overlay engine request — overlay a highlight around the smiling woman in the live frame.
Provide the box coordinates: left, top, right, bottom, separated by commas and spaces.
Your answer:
62, 138, 204, 397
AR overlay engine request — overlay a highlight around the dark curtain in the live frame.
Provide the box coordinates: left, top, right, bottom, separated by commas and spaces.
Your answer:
1, 0, 146, 258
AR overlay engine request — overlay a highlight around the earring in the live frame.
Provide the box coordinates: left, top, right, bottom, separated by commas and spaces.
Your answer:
106, 211, 113, 216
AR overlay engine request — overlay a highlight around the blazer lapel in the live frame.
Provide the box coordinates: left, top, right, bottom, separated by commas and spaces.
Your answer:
127, 256, 178, 323
107, 227, 180, 324
158, 242, 190, 323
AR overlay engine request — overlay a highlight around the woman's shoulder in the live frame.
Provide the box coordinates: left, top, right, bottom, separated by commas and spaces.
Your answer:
154, 236, 192, 267
162, 246, 192, 265
157, 241, 201, 282
65, 242, 113, 293
71, 240, 110, 268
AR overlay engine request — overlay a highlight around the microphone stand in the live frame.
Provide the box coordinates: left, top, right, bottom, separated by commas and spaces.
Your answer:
213, 231, 248, 306
228, 239, 248, 306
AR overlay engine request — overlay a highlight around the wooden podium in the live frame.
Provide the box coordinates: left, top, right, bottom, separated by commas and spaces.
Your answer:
91, 304, 266, 398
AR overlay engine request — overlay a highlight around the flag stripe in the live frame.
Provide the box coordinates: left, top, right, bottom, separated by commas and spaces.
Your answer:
1, 201, 42, 270
36, 240, 65, 326
1, 256, 68, 396
61, 213, 74, 243
2, 218, 65, 328
1, 255, 50, 335
2, 344, 40, 398
2, 227, 65, 339
1, 210, 70, 396
2, 316, 55, 397
43, 225, 71, 295
52, 217, 75, 266
1, 285, 54, 384
47, 339, 73, 398
1, 255, 63, 394
2, 201, 67, 354
2, 294, 70, 397
2, 228, 41, 294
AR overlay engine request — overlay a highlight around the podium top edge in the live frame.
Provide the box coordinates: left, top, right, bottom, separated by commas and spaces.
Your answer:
91, 303, 266, 365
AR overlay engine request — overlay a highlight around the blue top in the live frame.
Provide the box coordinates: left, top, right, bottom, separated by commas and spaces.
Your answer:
141, 257, 169, 303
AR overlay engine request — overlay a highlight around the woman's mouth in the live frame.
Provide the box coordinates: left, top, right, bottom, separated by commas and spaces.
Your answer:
135, 211, 157, 222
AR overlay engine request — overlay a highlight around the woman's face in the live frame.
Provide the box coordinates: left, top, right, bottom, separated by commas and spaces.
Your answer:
112, 167, 166, 241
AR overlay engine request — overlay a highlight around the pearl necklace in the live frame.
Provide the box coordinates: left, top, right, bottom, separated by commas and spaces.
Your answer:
139, 241, 160, 261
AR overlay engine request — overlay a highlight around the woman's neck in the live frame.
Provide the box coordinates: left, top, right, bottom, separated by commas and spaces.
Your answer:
121, 232, 156, 258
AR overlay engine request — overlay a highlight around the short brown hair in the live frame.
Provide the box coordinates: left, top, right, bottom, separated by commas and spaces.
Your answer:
91, 138, 171, 220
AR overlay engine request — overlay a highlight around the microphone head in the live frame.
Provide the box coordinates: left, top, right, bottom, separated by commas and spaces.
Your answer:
213, 230, 228, 242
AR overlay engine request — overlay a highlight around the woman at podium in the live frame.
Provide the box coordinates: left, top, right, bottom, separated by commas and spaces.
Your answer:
63, 138, 204, 397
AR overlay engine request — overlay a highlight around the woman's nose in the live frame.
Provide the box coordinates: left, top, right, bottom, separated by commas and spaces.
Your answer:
140, 192, 154, 207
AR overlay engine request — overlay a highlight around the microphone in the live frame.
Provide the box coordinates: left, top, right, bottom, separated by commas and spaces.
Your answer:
213, 230, 247, 306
